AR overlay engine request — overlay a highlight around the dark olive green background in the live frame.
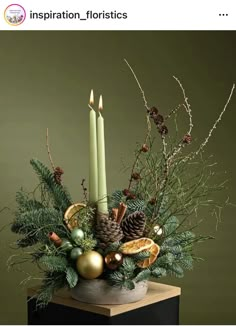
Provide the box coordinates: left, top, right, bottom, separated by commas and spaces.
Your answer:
0, 31, 236, 324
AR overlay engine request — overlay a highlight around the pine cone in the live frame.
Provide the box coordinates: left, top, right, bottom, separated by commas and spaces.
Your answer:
121, 211, 146, 241
183, 134, 192, 144
54, 167, 64, 184
96, 217, 124, 248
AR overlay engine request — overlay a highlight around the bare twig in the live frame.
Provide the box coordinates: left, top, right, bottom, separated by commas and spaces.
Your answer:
46, 128, 55, 171
124, 58, 150, 112
166, 77, 194, 165
124, 59, 154, 190
81, 179, 88, 202
192, 84, 235, 159
173, 76, 193, 136
165, 103, 184, 121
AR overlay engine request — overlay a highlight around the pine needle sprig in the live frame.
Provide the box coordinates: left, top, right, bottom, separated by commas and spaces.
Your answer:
30, 159, 72, 211
36, 271, 67, 308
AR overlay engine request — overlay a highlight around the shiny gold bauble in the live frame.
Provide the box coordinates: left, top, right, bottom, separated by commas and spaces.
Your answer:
76, 250, 104, 279
105, 251, 123, 270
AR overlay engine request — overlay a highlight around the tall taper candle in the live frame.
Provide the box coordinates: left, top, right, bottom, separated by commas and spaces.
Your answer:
89, 90, 98, 204
97, 95, 108, 214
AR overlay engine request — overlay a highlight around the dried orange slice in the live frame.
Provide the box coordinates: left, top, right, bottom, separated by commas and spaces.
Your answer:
64, 203, 86, 231
120, 238, 154, 254
137, 243, 160, 268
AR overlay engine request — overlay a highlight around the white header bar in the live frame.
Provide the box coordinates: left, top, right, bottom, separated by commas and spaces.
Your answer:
0, 0, 235, 30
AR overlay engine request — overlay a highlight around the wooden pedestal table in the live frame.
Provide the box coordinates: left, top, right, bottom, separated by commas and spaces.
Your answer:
27, 281, 181, 325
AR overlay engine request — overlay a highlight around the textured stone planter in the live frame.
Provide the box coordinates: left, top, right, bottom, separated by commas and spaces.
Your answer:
70, 279, 148, 304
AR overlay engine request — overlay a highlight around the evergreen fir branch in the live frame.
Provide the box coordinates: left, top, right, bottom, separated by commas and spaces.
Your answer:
152, 253, 175, 269
30, 159, 72, 211
135, 269, 151, 282
108, 257, 137, 287
16, 189, 45, 213
66, 267, 78, 288
151, 267, 167, 278
163, 232, 213, 250
109, 190, 126, 209
12, 207, 68, 246
36, 271, 67, 308
132, 251, 151, 262
162, 215, 179, 237
39, 255, 68, 272
167, 262, 184, 278
168, 231, 196, 246
103, 241, 122, 255
123, 280, 135, 290
31, 244, 56, 261
126, 199, 146, 215
107, 270, 125, 287
160, 244, 183, 257
177, 253, 194, 270
16, 235, 38, 248
120, 257, 136, 275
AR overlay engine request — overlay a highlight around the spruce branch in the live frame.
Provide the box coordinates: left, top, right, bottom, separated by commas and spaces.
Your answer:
30, 159, 72, 211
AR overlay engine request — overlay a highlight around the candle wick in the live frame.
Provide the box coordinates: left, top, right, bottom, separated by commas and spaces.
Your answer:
88, 104, 94, 110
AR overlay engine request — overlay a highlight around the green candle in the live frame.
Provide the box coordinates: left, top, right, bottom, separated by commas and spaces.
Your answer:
89, 90, 98, 204
97, 95, 108, 214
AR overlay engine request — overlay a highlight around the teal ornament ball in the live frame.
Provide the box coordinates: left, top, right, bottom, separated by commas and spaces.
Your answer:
60, 239, 73, 251
70, 247, 83, 260
71, 228, 84, 244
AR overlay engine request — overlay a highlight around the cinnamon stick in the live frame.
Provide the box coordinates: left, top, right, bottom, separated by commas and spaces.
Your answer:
112, 208, 119, 221
117, 202, 127, 224
49, 232, 62, 246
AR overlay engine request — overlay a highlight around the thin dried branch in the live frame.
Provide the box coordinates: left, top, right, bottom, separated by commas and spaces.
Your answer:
81, 179, 88, 202
189, 83, 235, 160
165, 103, 184, 121
46, 128, 55, 171
124, 58, 150, 112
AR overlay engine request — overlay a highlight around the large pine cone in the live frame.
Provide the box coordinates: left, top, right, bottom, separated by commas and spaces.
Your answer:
121, 211, 146, 241
96, 216, 124, 248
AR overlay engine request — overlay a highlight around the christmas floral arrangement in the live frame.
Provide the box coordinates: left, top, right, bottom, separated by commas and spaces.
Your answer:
8, 61, 235, 308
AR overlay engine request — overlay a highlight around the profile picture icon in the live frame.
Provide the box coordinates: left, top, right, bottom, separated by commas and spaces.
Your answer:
4, 4, 26, 26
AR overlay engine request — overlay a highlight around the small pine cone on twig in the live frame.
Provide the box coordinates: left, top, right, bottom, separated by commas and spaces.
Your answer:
121, 211, 146, 241
54, 166, 64, 184
183, 134, 192, 144
96, 216, 124, 248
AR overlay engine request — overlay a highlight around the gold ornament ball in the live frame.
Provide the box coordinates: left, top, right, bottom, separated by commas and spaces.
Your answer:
105, 251, 123, 270
76, 250, 104, 279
